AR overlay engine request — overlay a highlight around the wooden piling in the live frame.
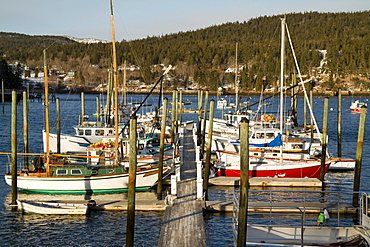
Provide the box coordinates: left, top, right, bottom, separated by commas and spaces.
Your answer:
11, 90, 17, 211
174, 89, 178, 134
337, 88, 342, 157
96, 96, 100, 125
352, 105, 367, 207
126, 115, 138, 247
56, 98, 61, 154
310, 90, 314, 143
171, 90, 175, 144
320, 97, 328, 182
157, 98, 168, 200
197, 90, 203, 145
23, 91, 28, 168
237, 118, 249, 247
179, 90, 183, 123
203, 99, 214, 200
81, 92, 85, 126
2, 79, 4, 113
201, 91, 209, 157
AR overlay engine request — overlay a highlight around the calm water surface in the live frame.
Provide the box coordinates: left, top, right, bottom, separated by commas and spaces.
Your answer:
0, 93, 369, 246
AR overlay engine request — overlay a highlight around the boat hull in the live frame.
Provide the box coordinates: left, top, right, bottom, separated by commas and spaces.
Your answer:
214, 160, 330, 178
5, 167, 169, 194
247, 225, 370, 246
17, 200, 87, 214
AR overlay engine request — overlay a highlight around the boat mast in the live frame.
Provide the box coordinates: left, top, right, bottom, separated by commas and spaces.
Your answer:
110, 0, 119, 152
279, 17, 286, 163
43, 49, 50, 170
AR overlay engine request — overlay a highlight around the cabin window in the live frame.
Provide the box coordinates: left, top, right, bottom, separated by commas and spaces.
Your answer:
138, 144, 144, 150
95, 129, 104, 136
85, 129, 92, 136
108, 130, 113, 135
91, 170, 98, 175
293, 144, 303, 149
108, 169, 114, 173
56, 169, 67, 175
71, 169, 82, 175
78, 129, 84, 135
266, 133, 275, 139
273, 154, 278, 157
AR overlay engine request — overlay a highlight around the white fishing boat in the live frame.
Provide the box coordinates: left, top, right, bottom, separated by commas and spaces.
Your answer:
17, 200, 88, 215
217, 98, 230, 109
350, 100, 368, 113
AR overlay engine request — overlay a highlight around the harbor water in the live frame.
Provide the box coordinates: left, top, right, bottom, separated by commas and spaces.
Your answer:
0, 93, 369, 246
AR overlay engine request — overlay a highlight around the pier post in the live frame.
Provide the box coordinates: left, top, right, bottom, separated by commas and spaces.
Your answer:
23, 91, 29, 168
197, 161, 203, 199
81, 92, 85, 126
237, 118, 249, 246
96, 96, 100, 126
126, 115, 138, 247
203, 99, 214, 200
171, 90, 175, 144
56, 98, 61, 154
352, 105, 367, 207
2, 79, 4, 113
11, 90, 18, 211
179, 90, 183, 124
310, 90, 314, 143
320, 97, 329, 182
174, 89, 178, 134
201, 90, 209, 157
171, 175, 177, 195
337, 88, 342, 157
197, 90, 203, 145
157, 97, 168, 200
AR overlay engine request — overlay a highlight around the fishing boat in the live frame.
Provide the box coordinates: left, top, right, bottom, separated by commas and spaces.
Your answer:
217, 98, 230, 109
17, 200, 88, 214
350, 100, 368, 113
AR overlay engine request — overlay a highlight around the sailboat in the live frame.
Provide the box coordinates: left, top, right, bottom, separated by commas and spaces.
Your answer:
213, 18, 331, 178
4, 0, 174, 194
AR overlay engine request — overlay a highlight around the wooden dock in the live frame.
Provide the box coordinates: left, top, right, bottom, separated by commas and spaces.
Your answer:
158, 122, 207, 247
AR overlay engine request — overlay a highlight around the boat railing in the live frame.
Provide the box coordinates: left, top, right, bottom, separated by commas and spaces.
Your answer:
232, 189, 367, 246
233, 189, 362, 225
361, 192, 370, 227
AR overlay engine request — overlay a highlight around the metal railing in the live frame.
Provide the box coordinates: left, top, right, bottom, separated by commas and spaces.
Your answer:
232, 189, 366, 246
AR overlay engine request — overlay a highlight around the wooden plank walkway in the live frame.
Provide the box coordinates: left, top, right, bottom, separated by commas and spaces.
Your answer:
158, 122, 207, 247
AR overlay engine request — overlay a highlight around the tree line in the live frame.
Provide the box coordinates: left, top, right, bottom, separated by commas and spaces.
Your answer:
0, 11, 369, 91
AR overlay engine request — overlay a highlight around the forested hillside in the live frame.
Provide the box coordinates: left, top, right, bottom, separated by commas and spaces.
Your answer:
0, 11, 369, 92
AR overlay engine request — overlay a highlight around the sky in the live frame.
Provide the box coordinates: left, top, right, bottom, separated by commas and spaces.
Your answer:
1, 0, 369, 42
